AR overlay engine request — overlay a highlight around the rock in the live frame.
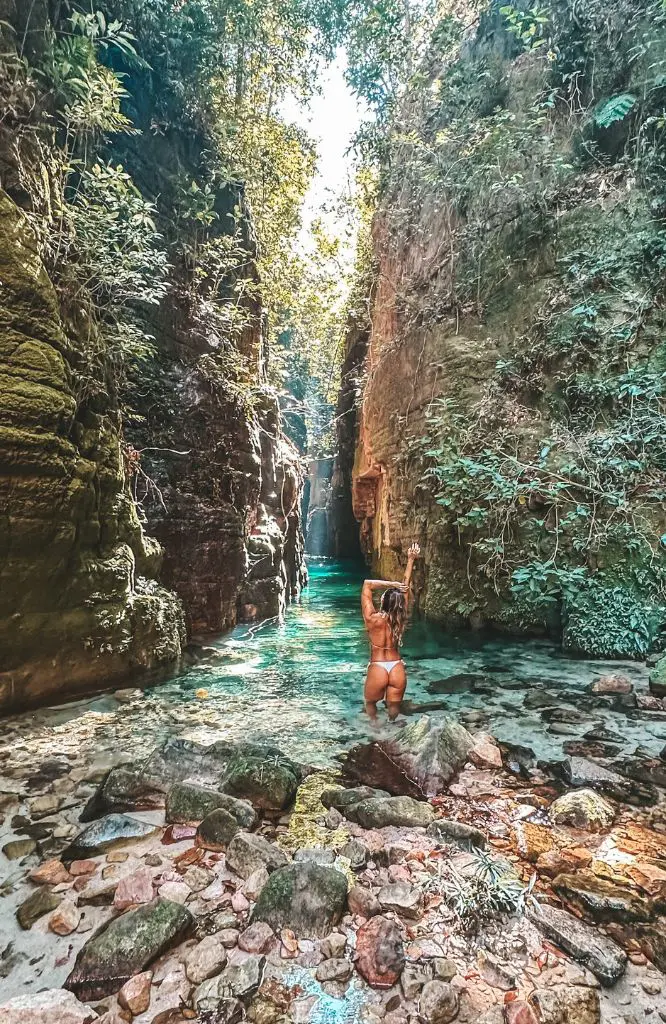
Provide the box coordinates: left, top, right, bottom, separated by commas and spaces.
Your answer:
244, 866, 269, 900
3, 837, 37, 859
158, 880, 190, 904
326, 807, 344, 829
535, 847, 592, 878
221, 747, 300, 811
611, 755, 666, 790
636, 694, 664, 711
433, 959, 457, 981
321, 786, 389, 812
183, 864, 214, 892
17, 887, 62, 929
165, 783, 256, 827
469, 736, 503, 769
293, 847, 336, 864
231, 890, 250, 913
378, 881, 423, 919
349, 795, 435, 829
529, 903, 626, 985
528, 985, 600, 1024
49, 899, 81, 935
511, 821, 554, 862
316, 957, 353, 983
70, 859, 98, 876
65, 898, 193, 1000
185, 935, 228, 984
113, 867, 155, 910
218, 928, 240, 948
238, 921, 276, 953
321, 932, 347, 958
418, 981, 460, 1023
79, 762, 164, 821
427, 819, 487, 850
548, 789, 615, 831
590, 674, 633, 694
118, 970, 152, 1015
402, 963, 428, 999
339, 839, 367, 870
477, 950, 516, 990
30, 858, 70, 885
0, 989, 99, 1024
649, 658, 666, 697
226, 832, 289, 879
252, 862, 347, 938
196, 808, 240, 850
61, 814, 159, 863
349, 884, 382, 918
355, 915, 405, 987
552, 871, 654, 925
504, 1002, 538, 1024
195, 955, 265, 1006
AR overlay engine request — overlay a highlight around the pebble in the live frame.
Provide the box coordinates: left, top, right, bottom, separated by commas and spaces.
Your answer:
185, 935, 228, 984
69, 859, 98, 876
29, 858, 70, 884
118, 970, 153, 1015
49, 899, 81, 935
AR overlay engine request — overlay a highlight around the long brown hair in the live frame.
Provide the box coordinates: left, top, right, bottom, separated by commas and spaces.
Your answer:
380, 588, 407, 648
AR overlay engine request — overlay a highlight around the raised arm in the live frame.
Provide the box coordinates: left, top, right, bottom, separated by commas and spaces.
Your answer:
403, 543, 421, 606
362, 578, 404, 625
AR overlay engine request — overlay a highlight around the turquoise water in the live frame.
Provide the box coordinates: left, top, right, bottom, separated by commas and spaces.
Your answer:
5, 559, 660, 770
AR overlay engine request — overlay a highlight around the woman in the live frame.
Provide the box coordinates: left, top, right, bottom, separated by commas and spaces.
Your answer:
361, 543, 420, 722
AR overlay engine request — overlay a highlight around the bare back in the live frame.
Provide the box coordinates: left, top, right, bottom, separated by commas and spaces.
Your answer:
366, 612, 399, 661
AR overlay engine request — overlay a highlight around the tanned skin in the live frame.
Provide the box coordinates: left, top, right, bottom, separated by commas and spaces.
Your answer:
361, 543, 420, 722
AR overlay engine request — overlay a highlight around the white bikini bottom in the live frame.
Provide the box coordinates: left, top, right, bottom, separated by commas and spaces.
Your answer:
369, 660, 403, 674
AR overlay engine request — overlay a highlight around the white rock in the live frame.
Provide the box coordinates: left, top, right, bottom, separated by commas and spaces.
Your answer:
0, 989, 98, 1023
185, 935, 228, 983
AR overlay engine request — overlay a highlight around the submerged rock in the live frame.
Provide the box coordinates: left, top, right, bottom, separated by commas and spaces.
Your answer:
529, 903, 626, 985
0, 989, 98, 1024
590, 673, 633, 694
65, 898, 193, 1000
252, 862, 347, 937
17, 887, 62, 929
61, 814, 159, 863
226, 832, 290, 878
548, 789, 615, 831
349, 795, 435, 829
355, 915, 405, 988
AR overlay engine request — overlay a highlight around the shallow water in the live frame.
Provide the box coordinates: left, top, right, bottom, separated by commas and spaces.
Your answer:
2, 559, 663, 775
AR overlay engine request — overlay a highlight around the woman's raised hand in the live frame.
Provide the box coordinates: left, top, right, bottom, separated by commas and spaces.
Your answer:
408, 542, 421, 560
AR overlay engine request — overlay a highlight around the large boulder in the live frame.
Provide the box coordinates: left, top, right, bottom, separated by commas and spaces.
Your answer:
225, 833, 289, 879
165, 783, 256, 827
61, 814, 159, 863
548, 789, 615, 832
529, 903, 626, 985
342, 716, 475, 798
0, 990, 98, 1024
349, 795, 435, 829
251, 862, 347, 937
354, 915, 405, 987
65, 898, 193, 1000
221, 744, 301, 811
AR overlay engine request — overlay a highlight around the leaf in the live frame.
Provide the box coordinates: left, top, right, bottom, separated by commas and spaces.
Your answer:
594, 93, 637, 129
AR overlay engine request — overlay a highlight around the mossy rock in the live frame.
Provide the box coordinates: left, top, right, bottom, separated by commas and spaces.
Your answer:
252, 862, 348, 938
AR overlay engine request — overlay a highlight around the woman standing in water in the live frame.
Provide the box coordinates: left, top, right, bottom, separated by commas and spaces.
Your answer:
361, 543, 420, 721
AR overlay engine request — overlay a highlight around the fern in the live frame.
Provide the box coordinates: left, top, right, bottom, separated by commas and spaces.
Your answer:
594, 93, 637, 128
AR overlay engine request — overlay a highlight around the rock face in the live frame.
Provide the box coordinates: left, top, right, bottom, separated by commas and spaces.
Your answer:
251, 862, 347, 938
529, 904, 626, 986
0, 2, 306, 712
0, 188, 185, 713
344, 3, 666, 658
65, 898, 193, 1000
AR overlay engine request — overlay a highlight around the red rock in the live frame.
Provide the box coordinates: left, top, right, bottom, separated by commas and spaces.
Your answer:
238, 921, 275, 953
469, 736, 503, 769
29, 859, 71, 885
118, 970, 152, 1015
69, 860, 98, 877
504, 1000, 538, 1024
636, 694, 664, 711
591, 673, 633, 694
113, 867, 154, 910
536, 847, 592, 878
355, 915, 405, 988
348, 885, 381, 918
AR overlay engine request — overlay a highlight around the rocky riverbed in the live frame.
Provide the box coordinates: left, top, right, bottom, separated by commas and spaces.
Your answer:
1, 677, 665, 1024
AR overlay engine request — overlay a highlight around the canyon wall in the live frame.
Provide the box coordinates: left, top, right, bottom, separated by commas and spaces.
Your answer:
0, 3, 305, 710
350, 1, 666, 657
